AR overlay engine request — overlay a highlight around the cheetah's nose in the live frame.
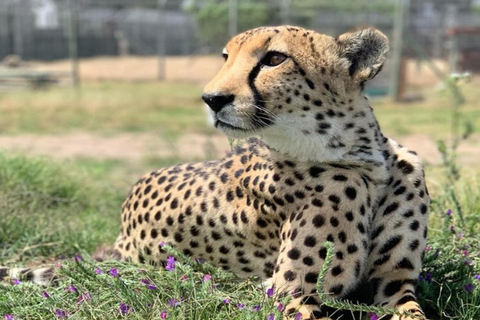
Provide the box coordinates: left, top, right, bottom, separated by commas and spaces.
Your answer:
202, 93, 235, 113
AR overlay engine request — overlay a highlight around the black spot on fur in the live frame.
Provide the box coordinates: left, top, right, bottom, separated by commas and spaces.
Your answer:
397, 160, 414, 174
379, 235, 403, 254
384, 280, 403, 297
396, 257, 414, 270
287, 248, 301, 260
345, 187, 357, 200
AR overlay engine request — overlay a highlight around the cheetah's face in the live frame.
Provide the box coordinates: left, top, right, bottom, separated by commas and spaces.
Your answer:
203, 26, 388, 152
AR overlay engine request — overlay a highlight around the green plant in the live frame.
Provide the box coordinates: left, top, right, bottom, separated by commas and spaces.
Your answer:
186, 0, 269, 50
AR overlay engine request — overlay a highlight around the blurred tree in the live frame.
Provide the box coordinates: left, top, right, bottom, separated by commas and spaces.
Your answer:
290, 0, 395, 12
290, 0, 395, 26
185, 0, 269, 51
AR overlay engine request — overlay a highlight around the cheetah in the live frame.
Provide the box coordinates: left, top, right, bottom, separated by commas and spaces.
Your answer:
2, 26, 430, 320
112, 26, 430, 319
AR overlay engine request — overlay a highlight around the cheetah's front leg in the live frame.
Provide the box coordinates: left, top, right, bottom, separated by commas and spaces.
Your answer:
366, 163, 430, 319
271, 206, 369, 320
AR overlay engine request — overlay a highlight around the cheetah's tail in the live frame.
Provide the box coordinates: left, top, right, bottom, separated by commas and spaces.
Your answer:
0, 266, 56, 286
0, 246, 122, 286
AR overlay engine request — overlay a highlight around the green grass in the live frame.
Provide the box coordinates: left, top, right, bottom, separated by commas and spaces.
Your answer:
374, 83, 480, 140
0, 151, 194, 265
0, 248, 285, 320
0, 153, 123, 263
0, 82, 213, 137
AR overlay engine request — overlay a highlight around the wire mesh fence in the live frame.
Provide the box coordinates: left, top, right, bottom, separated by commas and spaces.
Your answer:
0, 0, 479, 90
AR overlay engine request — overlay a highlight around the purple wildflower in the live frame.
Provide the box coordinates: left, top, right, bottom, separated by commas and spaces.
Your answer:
425, 273, 432, 282
140, 279, 150, 285
223, 298, 230, 304
13, 279, 20, 285
4, 315, 14, 320
418, 275, 424, 282
160, 310, 167, 319
294, 313, 302, 320
446, 209, 452, 216
77, 292, 92, 304
119, 303, 131, 315
74, 254, 83, 263
251, 305, 261, 312
147, 284, 157, 290
465, 260, 472, 267
65, 285, 77, 293
266, 286, 275, 298
267, 314, 275, 320
55, 309, 69, 319
160, 241, 166, 247
465, 283, 475, 292
41, 290, 50, 298
169, 298, 180, 307
368, 312, 379, 320
165, 256, 176, 271
109, 268, 119, 277
95, 268, 103, 274
277, 303, 285, 312
474, 274, 480, 280
236, 303, 245, 309
203, 274, 212, 282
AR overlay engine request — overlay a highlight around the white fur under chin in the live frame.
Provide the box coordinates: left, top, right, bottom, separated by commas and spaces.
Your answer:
260, 115, 355, 164
263, 134, 348, 163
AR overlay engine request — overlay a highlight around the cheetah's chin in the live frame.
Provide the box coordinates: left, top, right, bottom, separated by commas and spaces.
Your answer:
214, 119, 259, 138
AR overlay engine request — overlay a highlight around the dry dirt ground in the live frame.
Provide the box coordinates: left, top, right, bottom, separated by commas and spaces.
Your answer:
0, 132, 478, 167
31, 56, 225, 85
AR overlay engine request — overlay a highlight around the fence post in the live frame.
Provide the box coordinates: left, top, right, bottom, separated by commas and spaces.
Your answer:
157, 0, 167, 81
13, 0, 24, 59
5, 1, 13, 56
228, 0, 238, 38
389, 0, 409, 102
67, 0, 79, 88
448, 33, 459, 74
280, 0, 291, 25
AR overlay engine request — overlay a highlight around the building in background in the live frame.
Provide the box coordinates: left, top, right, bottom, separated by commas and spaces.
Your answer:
33, 0, 59, 29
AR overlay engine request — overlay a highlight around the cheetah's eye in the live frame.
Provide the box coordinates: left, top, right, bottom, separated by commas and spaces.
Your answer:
262, 51, 288, 67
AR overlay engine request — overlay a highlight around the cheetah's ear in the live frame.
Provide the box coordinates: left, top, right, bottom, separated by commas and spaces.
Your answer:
336, 28, 389, 82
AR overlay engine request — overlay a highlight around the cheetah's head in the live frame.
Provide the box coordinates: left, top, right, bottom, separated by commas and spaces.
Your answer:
203, 26, 389, 163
